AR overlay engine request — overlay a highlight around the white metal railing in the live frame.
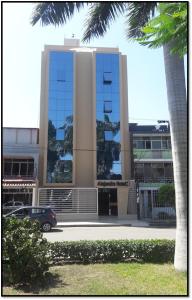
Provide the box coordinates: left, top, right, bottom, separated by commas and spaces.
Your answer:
139, 189, 176, 221
38, 188, 98, 214
135, 177, 174, 183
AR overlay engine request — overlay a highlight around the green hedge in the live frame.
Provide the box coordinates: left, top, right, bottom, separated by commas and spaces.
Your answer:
49, 239, 175, 265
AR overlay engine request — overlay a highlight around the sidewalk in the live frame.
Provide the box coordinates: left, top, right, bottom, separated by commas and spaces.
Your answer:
45, 220, 176, 242
57, 218, 149, 228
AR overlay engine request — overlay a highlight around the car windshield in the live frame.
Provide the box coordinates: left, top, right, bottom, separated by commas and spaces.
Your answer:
9, 209, 24, 216
7, 208, 29, 216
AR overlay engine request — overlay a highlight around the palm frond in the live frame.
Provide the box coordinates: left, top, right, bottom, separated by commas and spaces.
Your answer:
82, 2, 126, 42
31, 2, 86, 26
136, 2, 187, 57
126, 2, 157, 38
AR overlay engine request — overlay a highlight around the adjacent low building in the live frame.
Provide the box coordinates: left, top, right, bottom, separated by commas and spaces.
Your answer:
2, 127, 39, 211
129, 123, 174, 221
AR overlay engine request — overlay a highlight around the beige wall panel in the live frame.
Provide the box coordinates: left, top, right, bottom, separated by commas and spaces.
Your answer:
31, 129, 38, 144
92, 52, 97, 184
75, 52, 94, 187
117, 187, 128, 217
75, 151, 94, 187
39, 52, 47, 187
120, 55, 131, 180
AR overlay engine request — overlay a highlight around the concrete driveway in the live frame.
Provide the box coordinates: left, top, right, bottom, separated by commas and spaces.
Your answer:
43, 225, 176, 242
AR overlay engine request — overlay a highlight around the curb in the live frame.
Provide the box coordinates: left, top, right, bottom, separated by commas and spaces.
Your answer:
56, 223, 133, 228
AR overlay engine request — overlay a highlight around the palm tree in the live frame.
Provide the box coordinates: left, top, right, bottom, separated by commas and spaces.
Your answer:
163, 42, 187, 272
127, 2, 187, 273
31, 2, 187, 271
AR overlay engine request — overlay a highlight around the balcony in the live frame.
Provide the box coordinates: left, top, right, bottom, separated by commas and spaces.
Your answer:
3, 175, 36, 180
133, 149, 172, 160
135, 176, 174, 184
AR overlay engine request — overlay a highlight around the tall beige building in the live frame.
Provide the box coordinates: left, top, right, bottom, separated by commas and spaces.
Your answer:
38, 39, 136, 220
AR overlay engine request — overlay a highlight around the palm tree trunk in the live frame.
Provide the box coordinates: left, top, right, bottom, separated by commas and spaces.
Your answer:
163, 43, 187, 272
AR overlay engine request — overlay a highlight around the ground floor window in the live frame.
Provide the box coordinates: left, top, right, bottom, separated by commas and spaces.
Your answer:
2, 188, 33, 207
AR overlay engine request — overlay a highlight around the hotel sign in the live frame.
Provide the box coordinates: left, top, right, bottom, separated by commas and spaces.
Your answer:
97, 180, 129, 187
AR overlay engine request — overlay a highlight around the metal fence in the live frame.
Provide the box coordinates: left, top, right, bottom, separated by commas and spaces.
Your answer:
139, 189, 176, 222
38, 188, 98, 214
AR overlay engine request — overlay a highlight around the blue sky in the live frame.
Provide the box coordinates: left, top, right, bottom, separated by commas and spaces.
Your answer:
3, 2, 187, 128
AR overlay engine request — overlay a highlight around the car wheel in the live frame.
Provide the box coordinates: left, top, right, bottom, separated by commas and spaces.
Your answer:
41, 222, 52, 232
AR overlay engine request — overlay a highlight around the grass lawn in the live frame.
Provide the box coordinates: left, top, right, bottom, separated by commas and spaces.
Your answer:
3, 263, 187, 296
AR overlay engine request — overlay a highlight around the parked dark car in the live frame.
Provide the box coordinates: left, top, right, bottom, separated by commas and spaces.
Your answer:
4, 206, 57, 232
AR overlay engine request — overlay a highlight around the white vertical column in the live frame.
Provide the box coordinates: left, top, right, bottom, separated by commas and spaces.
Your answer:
32, 187, 37, 206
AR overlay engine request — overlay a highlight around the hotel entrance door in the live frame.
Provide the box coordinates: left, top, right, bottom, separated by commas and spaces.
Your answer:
98, 188, 118, 216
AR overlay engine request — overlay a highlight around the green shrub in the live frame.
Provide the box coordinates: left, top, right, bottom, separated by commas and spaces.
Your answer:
132, 240, 175, 262
49, 239, 175, 265
3, 217, 50, 285
157, 184, 175, 207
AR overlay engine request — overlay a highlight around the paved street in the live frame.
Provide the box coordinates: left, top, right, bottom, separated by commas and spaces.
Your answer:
44, 226, 176, 242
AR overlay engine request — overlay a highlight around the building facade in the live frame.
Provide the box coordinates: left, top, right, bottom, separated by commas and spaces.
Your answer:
2, 127, 39, 213
38, 39, 136, 220
129, 123, 175, 221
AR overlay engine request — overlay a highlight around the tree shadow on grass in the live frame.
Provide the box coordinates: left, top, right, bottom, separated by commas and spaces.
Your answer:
4, 272, 68, 295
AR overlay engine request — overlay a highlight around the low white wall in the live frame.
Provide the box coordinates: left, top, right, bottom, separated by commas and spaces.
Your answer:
3, 128, 38, 145
56, 213, 98, 222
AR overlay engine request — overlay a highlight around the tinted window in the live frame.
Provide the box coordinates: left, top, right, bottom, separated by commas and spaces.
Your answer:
12, 163, 19, 175
96, 53, 121, 179
144, 164, 152, 179
152, 140, 161, 149
137, 141, 145, 149
32, 208, 46, 214
47, 51, 73, 183
12, 208, 29, 216
146, 141, 151, 149
164, 163, 173, 178
104, 130, 113, 141
103, 72, 112, 84
152, 163, 164, 179
57, 70, 65, 81
104, 101, 112, 113
20, 163, 27, 175
56, 129, 65, 141
3, 159, 34, 177
135, 164, 144, 180
4, 162, 12, 175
